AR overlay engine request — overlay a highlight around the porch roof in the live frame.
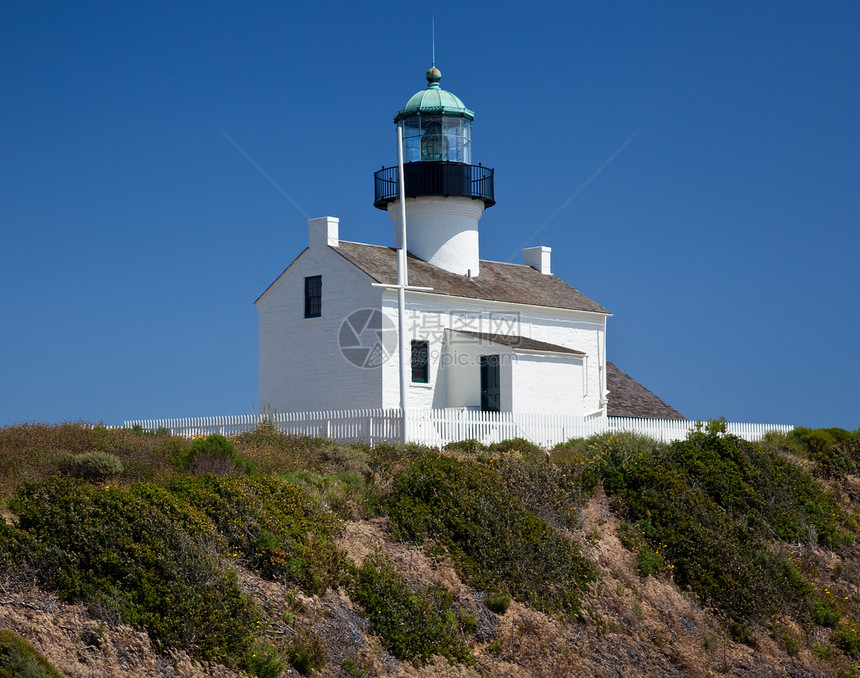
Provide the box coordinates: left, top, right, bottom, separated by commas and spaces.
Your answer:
452, 330, 586, 356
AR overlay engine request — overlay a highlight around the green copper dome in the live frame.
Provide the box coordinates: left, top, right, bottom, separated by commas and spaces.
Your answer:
394, 68, 475, 123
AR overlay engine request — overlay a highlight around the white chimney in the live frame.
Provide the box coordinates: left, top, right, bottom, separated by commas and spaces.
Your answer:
522, 246, 551, 275
308, 216, 339, 249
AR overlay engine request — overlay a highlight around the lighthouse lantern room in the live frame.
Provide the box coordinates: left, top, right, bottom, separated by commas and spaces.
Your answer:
373, 68, 495, 276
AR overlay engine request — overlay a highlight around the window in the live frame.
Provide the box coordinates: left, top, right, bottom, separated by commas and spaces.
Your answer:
411, 340, 429, 383
304, 275, 321, 318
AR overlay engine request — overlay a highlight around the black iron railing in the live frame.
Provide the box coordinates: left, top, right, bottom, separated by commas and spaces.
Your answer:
373, 161, 495, 210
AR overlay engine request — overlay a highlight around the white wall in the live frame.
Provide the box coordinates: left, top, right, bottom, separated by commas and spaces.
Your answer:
256, 246, 384, 413
389, 196, 484, 276
511, 353, 583, 414
379, 291, 607, 415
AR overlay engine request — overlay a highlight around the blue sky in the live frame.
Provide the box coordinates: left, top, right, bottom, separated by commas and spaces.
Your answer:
2, 1, 858, 429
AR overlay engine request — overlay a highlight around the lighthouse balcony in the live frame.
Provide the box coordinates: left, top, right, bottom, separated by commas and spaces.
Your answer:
374, 162, 495, 210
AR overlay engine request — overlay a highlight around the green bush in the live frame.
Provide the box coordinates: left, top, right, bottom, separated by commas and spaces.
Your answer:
487, 437, 543, 460
833, 620, 860, 656
173, 434, 253, 476
310, 444, 371, 477
60, 451, 124, 480
130, 423, 169, 435
442, 438, 487, 455
493, 456, 591, 530
387, 452, 594, 616
485, 591, 511, 615
244, 640, 287, 678
282, 469, 376, 520
234, 426, 321, 475
167, 474, 345, 594
636, 547, 665, 577
550, 437, 591, 467
789, 427, 860, 478
668, 431, 852, 548
0, 629, 64, 678
341, 657, 365, 678
583, 432, 658, 494
7, 477, 258, 664
589, 431, 853, 630
351, 554, 473, 665
811, 595, 842, 628
0, 521, 38, 587
286, 628, 327, 674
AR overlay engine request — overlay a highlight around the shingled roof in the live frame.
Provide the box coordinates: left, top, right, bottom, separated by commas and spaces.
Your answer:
453, 330, 586, 355
333, 241, 609, 314
606, 361, 685, 420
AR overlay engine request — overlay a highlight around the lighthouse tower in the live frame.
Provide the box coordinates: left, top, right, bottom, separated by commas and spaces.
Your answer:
373, 68, 495, 276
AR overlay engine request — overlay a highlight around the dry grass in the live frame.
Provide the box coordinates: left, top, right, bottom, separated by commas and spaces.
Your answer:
0, 424, 181, 499
0, 589, 244, 678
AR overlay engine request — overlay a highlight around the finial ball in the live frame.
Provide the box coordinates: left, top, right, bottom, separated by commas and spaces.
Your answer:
426, 67, 442, 84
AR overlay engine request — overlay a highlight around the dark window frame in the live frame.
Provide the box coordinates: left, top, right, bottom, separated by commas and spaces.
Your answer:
304, 275, 322, 318
411, 340, 429, 383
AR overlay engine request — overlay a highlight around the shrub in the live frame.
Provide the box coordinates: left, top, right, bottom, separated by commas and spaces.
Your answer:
341, 657, 365, 678
617, 521, 668, 578
286, 628, 327, 674
667, 431, 852, 548
129, 423, 169, 435
0, 521, 38, 588
387, 452, 594, 616
0, 629, 64, 678
8, 477, 259, 665
60, 451, 124, 480
130, 483, 221, 542
583, 432, 659, 494
351, 554, 473, 665
761, 430, 807, 458
244, 435, 372, 479
443, 439, 487, 455
550, 437, 591, 467
636, 547, 665, 577
244, 640, 287, 678
487, 437, 543, 460
493, 456, 591, 530
628, 468, 803, 625
167, 474, 345, 594
173, 434, 253, 476
789, 427, 860, 478
310, 444, 371, 477
282, 469, 375, 520
485, 591, 511, 615
833, 620, 860, 656
589, 431, 850, 629
811, 595, 841, 628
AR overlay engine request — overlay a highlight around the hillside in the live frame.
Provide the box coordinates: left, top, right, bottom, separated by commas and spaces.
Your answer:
1, 422, 859, 677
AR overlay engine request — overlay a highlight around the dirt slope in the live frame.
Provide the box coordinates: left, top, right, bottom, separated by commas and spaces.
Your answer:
2, 488, 837, 677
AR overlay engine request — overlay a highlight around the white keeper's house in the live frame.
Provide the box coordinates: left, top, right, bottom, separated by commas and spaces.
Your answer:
255, 67, 683, 421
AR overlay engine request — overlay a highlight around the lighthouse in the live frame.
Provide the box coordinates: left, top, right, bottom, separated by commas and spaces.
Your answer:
373, 67, 495, 277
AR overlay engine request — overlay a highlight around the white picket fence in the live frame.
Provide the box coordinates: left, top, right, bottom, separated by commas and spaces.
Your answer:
123, 409, 793, 448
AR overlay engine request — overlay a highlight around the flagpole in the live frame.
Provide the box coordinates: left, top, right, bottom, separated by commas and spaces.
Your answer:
396, 124, 409, 440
